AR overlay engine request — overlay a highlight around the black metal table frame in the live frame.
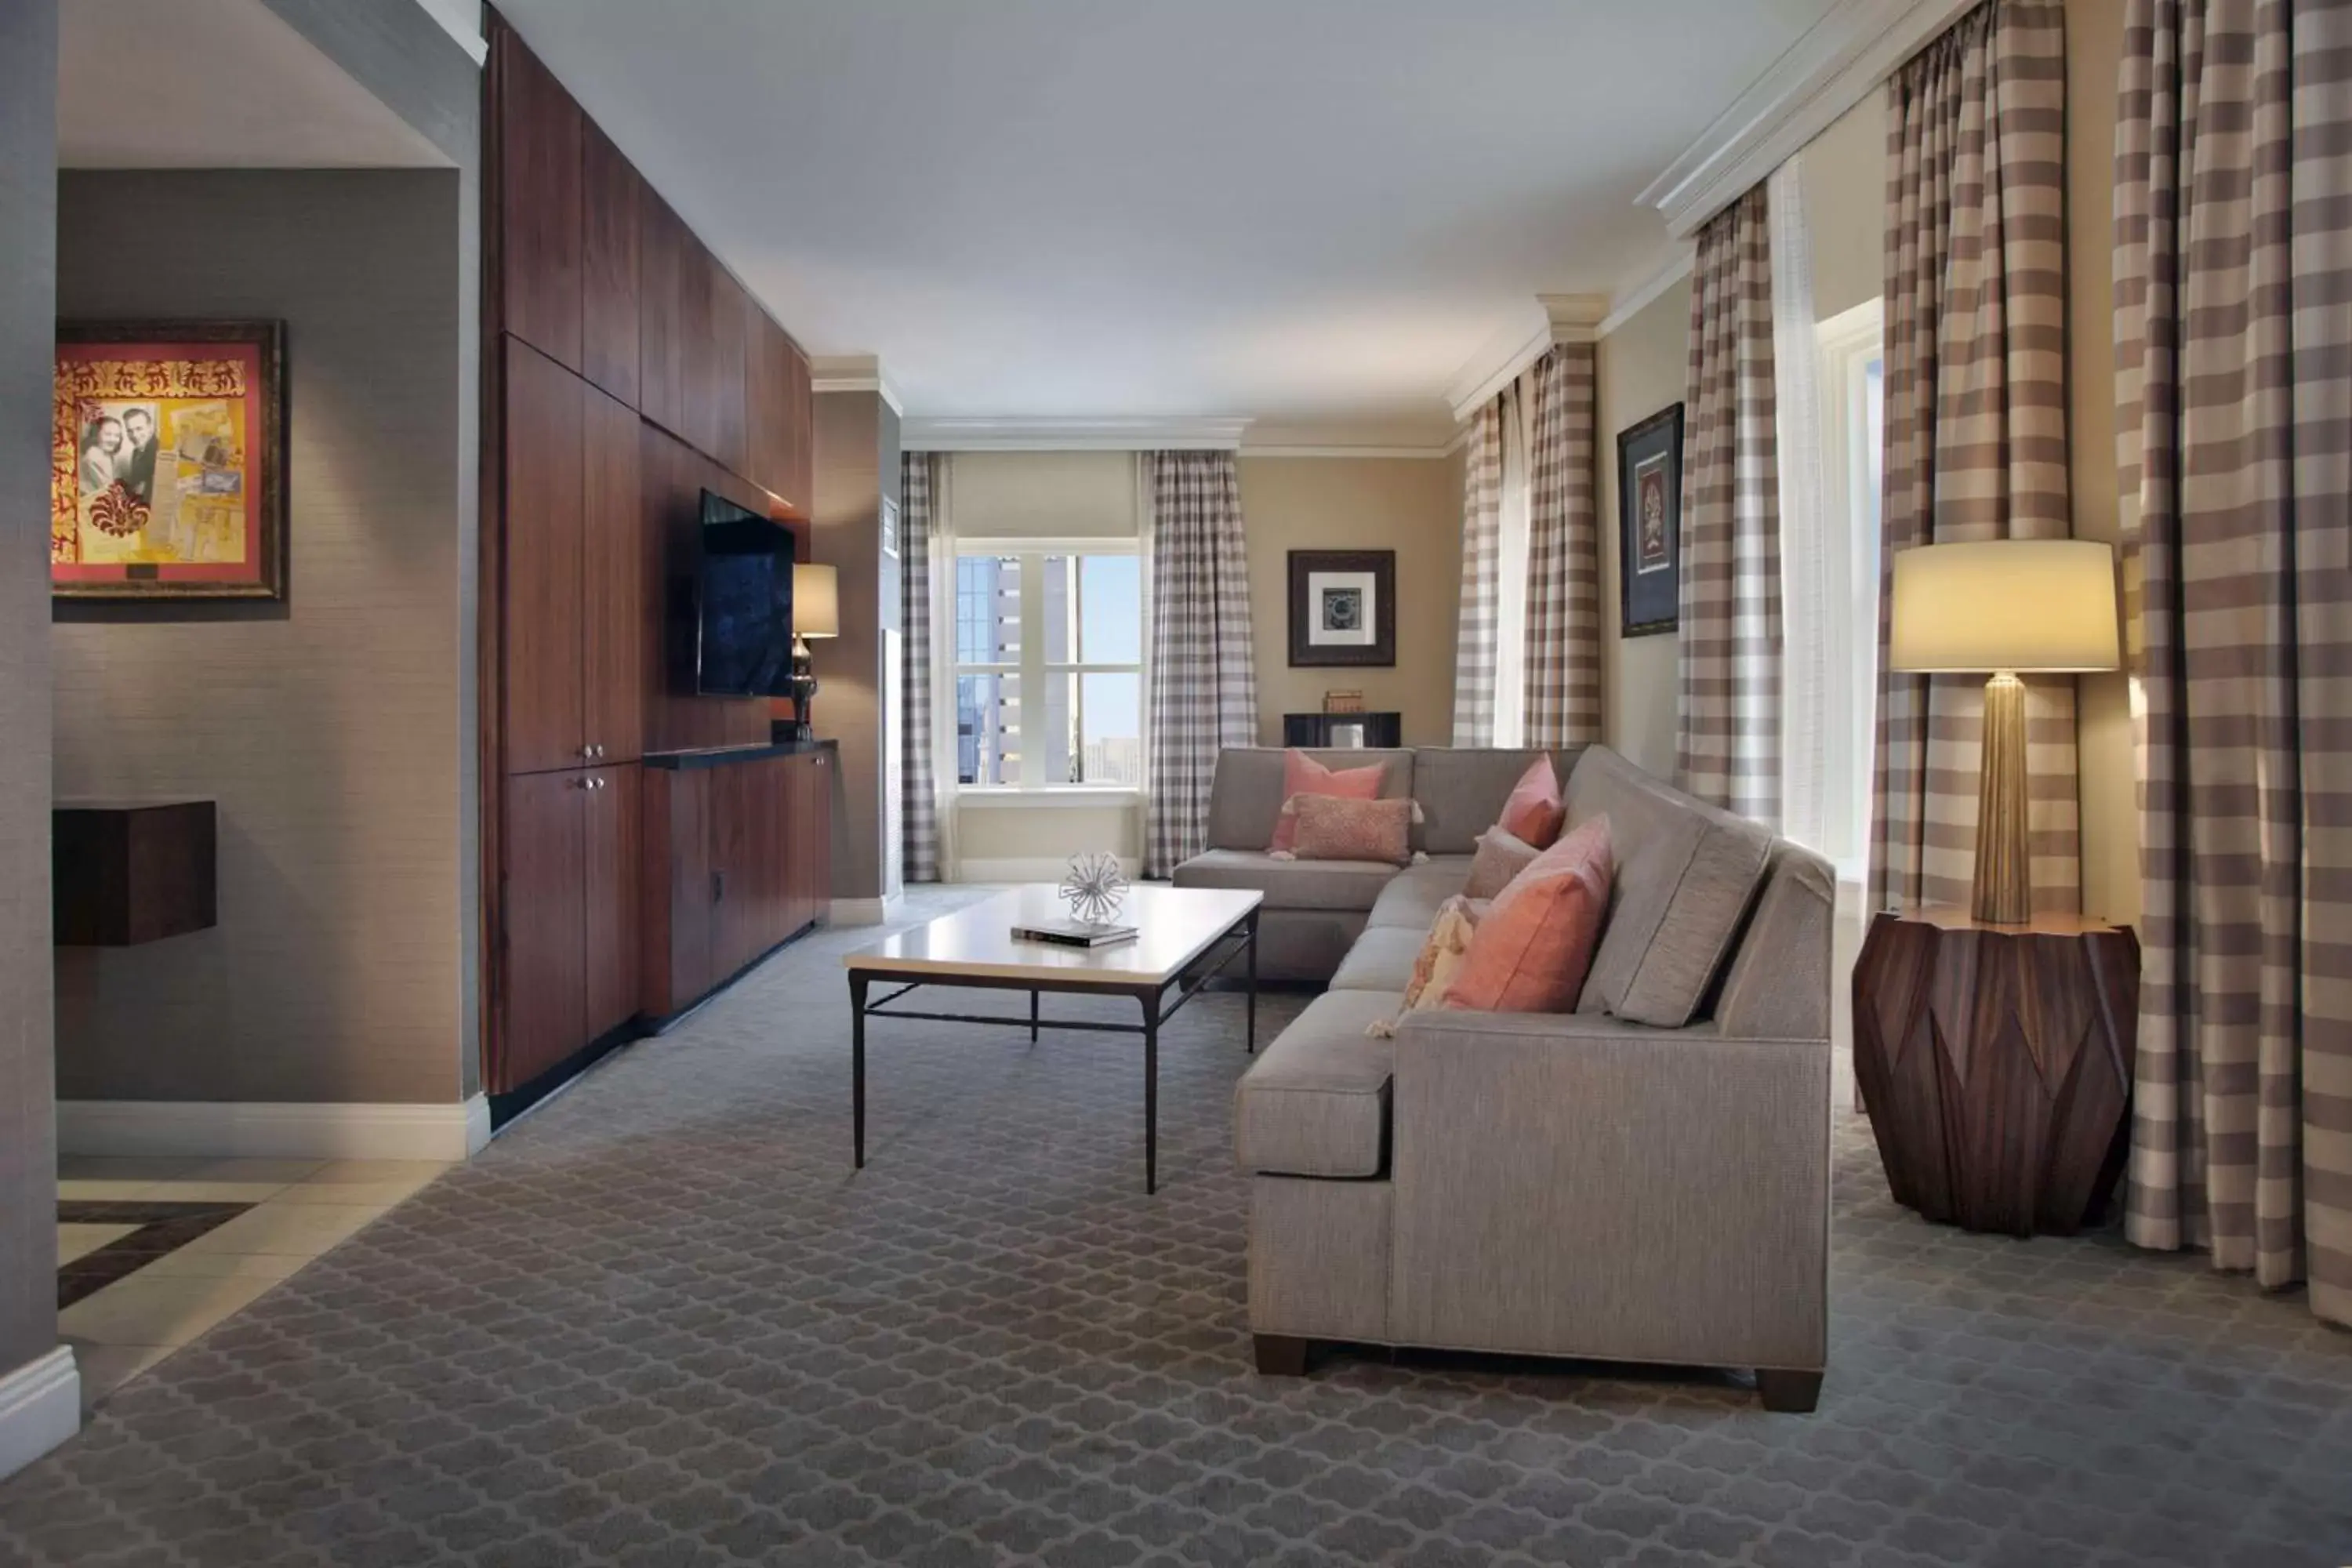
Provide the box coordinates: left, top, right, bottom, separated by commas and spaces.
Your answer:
848, 906, 1258, 1193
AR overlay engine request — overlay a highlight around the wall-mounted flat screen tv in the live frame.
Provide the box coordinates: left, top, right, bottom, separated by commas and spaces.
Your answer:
693, 491, 796, 697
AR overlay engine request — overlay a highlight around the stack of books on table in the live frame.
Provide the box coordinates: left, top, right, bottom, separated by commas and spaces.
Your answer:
1011, 918, 1138, 949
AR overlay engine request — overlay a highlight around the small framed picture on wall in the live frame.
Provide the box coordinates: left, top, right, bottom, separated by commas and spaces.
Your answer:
1287, 549, 1395, 666
1616, 402, 1682, 637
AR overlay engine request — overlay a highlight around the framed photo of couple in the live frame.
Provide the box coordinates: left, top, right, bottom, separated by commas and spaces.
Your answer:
52, 320, 287, 601
1616, 402, 1682, 637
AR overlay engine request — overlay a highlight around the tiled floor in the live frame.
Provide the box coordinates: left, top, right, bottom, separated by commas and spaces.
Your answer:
54, 1156, 451, 1411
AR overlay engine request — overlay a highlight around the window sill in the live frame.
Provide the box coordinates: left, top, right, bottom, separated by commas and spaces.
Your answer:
956, 787, 1142, 811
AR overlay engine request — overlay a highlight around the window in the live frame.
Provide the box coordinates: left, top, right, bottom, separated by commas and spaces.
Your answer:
953, 544, 1143, 790
1817, 299, 1886, 881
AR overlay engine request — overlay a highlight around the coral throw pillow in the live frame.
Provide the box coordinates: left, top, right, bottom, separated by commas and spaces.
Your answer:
1370, 895, 1483, 1037
1290, 794, 1413, 865
1267, 750, 1385, 853
1443, 815, 1613, 1014
1497, 753, 1566, 848
1465, 826, 1541, 900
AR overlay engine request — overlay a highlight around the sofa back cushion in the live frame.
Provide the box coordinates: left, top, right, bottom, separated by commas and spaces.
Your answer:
1442, 816, 1612, 1014
1411, 748, 1581, 855
1567, 746, 1773, 1027
1205, 747, 1413, 851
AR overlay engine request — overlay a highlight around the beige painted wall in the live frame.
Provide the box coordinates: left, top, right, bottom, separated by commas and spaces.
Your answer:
1802, 96, 1886, 324
53, 171, 470, 1105
1238, 456, 1461, 747
958, 803, 1141, 869
1595, 279, 1691, 781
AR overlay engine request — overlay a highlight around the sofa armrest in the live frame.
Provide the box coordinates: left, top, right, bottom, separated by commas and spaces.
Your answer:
1385, 1009, 1830, 1370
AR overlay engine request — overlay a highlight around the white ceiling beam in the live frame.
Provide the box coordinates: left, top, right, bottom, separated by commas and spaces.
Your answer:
808, 354, 905, 417
1443, 292, 1609, 423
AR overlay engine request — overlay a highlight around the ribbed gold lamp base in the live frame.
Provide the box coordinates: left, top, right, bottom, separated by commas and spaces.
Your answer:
1971, 671, 2031, 925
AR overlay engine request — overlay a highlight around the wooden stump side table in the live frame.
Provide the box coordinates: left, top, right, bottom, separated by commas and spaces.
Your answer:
1851, 907, 2140, 1237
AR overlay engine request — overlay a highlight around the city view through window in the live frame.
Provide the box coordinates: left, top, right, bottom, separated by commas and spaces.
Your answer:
956, 551, 1142, 788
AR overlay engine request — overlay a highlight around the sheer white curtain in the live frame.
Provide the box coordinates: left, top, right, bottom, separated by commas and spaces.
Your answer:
1492, 382, 1533, 748
1769, 154, 1835, 857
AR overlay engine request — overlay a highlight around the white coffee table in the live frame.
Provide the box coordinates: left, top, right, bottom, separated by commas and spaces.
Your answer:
843, 884, 1263, 1192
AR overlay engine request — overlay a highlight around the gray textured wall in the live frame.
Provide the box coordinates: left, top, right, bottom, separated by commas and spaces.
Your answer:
0, 0, 60, 1381
53, 171, 469, 1105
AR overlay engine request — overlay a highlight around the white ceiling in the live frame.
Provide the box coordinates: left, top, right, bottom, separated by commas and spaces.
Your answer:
494, 0, 1836, 430
58, 0, 450, 170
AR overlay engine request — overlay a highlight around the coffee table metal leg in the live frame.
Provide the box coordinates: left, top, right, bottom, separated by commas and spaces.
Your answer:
1139, 987, 1160, 1195
849, 972, 869, 1168
1245, 910, 1259, 1054
1029, 989, 1039, 1045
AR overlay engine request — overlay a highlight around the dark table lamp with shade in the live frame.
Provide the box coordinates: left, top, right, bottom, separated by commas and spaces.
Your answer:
1887, 538, 2121, 924
786, 561, 839, 740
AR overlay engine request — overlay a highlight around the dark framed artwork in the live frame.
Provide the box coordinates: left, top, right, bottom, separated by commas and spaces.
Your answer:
1287, 549, 1395, 667
52, 320, 288, 601
1616, 402, 1682, 637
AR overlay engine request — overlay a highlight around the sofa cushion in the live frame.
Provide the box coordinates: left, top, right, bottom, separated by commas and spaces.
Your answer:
1443, 816, 1613, 1014
1365, 855, 1473, 930
1497, 753, 1566, 847
1465, 827, 1541, 900
1268, 750, 1386, 854
1174, 848, 1397, 912
1328, 924, 1429, 993
1411, 747, 1580, 855
1234, 989, 1400, 1178
1206, 747, 1413, 852
1568, 746, 1774, 1027
1289, 793, 1413, 865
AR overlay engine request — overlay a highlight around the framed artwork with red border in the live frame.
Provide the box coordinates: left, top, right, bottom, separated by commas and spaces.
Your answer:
52, 321, 286, 601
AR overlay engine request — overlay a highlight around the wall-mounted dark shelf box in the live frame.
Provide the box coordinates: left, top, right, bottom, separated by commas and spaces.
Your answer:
1282, 712, 1403, 750
53, 798, 217, 946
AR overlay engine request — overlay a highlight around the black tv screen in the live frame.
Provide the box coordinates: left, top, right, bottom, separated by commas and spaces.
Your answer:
694, 491, 796, 697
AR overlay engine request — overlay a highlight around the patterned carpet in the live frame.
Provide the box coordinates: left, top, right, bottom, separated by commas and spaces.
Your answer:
4, 887, 2349, 1567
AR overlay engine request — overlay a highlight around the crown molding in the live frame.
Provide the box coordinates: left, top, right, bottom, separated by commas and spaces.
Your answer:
1443, 292, 1609, 423
411, 0, 488, 64
901, 416, 1247, 452
1598, 249, 1697, 339
1637, 0, 1971, 239
808, 354, 904, 416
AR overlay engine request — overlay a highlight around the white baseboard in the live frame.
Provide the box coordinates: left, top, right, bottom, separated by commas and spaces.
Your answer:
0, 1348, 79, 1483
57, 1095, 492, 1162
829, 895, 902, 926
955, 857, 1142, 884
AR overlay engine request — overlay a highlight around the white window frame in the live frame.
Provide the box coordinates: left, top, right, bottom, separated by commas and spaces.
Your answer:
1816, 298, 1886, 884
951, 535, 1145, 801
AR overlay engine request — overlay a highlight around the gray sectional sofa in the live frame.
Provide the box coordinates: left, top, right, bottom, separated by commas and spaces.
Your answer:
1174, 743, 1835, 1411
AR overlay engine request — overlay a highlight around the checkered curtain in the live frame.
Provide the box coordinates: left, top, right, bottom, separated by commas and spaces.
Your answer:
1450, 400, 1504, 746
1674, 185, 1782, 827
1868, 0, 2079, 916
1143, 451, 1257, 879
2116, 0, 2352, 1330
898, 452, 941, 884
1523, 344, 1602, 747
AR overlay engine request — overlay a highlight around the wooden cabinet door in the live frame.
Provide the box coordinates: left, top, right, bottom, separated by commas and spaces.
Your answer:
495, 32, 583, 372
778, 333, 812, 514
582, 383, 644, 764
637, 191, 685, 435
500, 769, 586, 1094
710, 267, 750, 480
795, 750, 833, 934
582, 763, 641, 1039
708, 759, 756, 979
657, 767, 713, 1012
580, 119, 640, 406
679, 237, 718, 459
503, 341, 586, 775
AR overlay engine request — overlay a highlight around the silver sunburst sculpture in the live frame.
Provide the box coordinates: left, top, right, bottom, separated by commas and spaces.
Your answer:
1059, 851, 1130, 927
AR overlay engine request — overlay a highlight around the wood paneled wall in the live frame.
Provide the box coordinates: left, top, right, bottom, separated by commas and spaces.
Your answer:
481, 13, 818, 1098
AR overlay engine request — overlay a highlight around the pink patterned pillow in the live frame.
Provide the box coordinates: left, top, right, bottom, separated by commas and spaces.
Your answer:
1267, 750, 1385, 854
1289, 793, 1413, 865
